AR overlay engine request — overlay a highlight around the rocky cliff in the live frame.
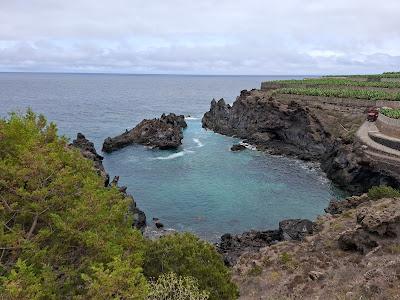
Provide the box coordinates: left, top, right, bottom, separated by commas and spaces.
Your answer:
232, 194, 400, 299
202, 89, 400, 193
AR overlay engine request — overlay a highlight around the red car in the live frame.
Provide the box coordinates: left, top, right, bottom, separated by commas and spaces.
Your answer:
367, 107, 379, 122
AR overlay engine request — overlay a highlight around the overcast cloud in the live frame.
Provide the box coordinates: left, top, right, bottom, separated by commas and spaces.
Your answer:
0, 0, 399, 74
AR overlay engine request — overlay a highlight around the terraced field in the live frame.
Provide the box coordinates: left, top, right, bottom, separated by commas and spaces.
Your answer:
275, 87, 400, 101
264, 72, 400, 101
273, 78, 400, 89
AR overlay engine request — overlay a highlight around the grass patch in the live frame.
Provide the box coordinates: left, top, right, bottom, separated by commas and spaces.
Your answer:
247, 265, 263, 277
269, 271, 281, 282
279, 252, 298, 269
387, 244, 400, 254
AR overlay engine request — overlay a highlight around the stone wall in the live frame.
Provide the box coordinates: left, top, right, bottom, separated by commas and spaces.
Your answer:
376, 114, 400, 138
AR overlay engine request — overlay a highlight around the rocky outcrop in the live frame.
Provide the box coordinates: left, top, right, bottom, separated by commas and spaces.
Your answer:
202, 92, 329, 161
338, 197, 400, 254
217, 219, 314, 266
70, 133, 109, 186
279, 219, 315, 241
102, 113, 187, 153
232, 196, 400, 299
202, 89, 400, 193
325, 194, 369, 214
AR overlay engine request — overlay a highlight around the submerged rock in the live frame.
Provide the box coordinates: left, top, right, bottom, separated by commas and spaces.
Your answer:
231, 144, 246, 151
102, 113, 187, 153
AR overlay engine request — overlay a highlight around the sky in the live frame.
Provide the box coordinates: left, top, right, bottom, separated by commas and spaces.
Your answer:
0, 0, 399, 75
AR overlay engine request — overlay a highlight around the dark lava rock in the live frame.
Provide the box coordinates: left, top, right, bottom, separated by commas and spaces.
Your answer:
217, 230, 281, 266
338, 230, 378, 254
202, 90, 400, 193
231, 144, 246, 151
131, 204, 147, 232
217, 218, 315, 266
102, 113, 187, 153
155, 221, 164, 229
325, 194, 369, 215
279, 219, 315, 241
70, 133, 109, 186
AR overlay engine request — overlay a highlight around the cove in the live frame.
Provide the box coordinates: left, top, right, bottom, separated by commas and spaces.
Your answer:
103, 119, 343, 241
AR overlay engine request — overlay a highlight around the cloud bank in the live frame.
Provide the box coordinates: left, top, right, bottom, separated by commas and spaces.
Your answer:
0, 0, 399, 74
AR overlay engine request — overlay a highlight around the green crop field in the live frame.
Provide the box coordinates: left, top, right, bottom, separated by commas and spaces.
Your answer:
324, 72, 400, 79
276, 87, 400, 101
380, 108, 400, 119
272, 78, 400, 89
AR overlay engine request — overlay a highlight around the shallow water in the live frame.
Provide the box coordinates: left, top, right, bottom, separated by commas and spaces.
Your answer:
0, 73, 342, 240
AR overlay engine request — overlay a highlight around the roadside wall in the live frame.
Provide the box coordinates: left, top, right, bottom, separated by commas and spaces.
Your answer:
376, 114, 400, 138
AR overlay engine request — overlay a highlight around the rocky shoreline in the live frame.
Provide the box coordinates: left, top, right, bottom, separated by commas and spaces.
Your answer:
202, 90, 400, 194
70, 133, 146, 232
201, 87, 400, 271
217, 219, 315, 266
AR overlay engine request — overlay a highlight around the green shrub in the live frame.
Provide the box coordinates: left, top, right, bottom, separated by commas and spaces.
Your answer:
380, 108, 400, 119
148, 272, 209, 300
0, 110, 149, 298
144, 233, 238, 300
367, 186, 400, 200
0, 111, 238, 299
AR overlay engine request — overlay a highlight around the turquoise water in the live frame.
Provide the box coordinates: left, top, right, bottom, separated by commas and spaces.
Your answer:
0, 73, 341, 240
104, 119, 341, 240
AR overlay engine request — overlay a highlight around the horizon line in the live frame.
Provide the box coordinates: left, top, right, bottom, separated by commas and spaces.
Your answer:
0, 71, 329, 77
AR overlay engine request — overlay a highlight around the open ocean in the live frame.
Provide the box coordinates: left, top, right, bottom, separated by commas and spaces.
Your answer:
0, 73, 342, 240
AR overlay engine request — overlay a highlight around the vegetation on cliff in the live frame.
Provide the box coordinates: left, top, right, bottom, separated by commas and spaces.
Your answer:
0, 111, 237, 299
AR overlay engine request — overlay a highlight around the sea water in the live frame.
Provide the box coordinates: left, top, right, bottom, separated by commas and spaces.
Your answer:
0, 73, 342, 240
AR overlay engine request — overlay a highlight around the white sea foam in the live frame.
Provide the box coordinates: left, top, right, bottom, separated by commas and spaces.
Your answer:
185, 116, 200, 120
193, 138, 204, 147
240, 142, 257, 151
152, 149, 194, 160
153, 151, 185, 160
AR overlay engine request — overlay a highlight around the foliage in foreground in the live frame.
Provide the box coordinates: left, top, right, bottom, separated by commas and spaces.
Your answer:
276, 87, 400, 101
380, 108, 400, 119
148, 272, 209, 300
367, 186, 400, 200
0, 111, 237, 299
144, 233, 239, 300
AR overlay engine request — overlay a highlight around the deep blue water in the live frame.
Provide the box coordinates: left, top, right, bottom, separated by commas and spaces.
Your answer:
0, 73, 342, 240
